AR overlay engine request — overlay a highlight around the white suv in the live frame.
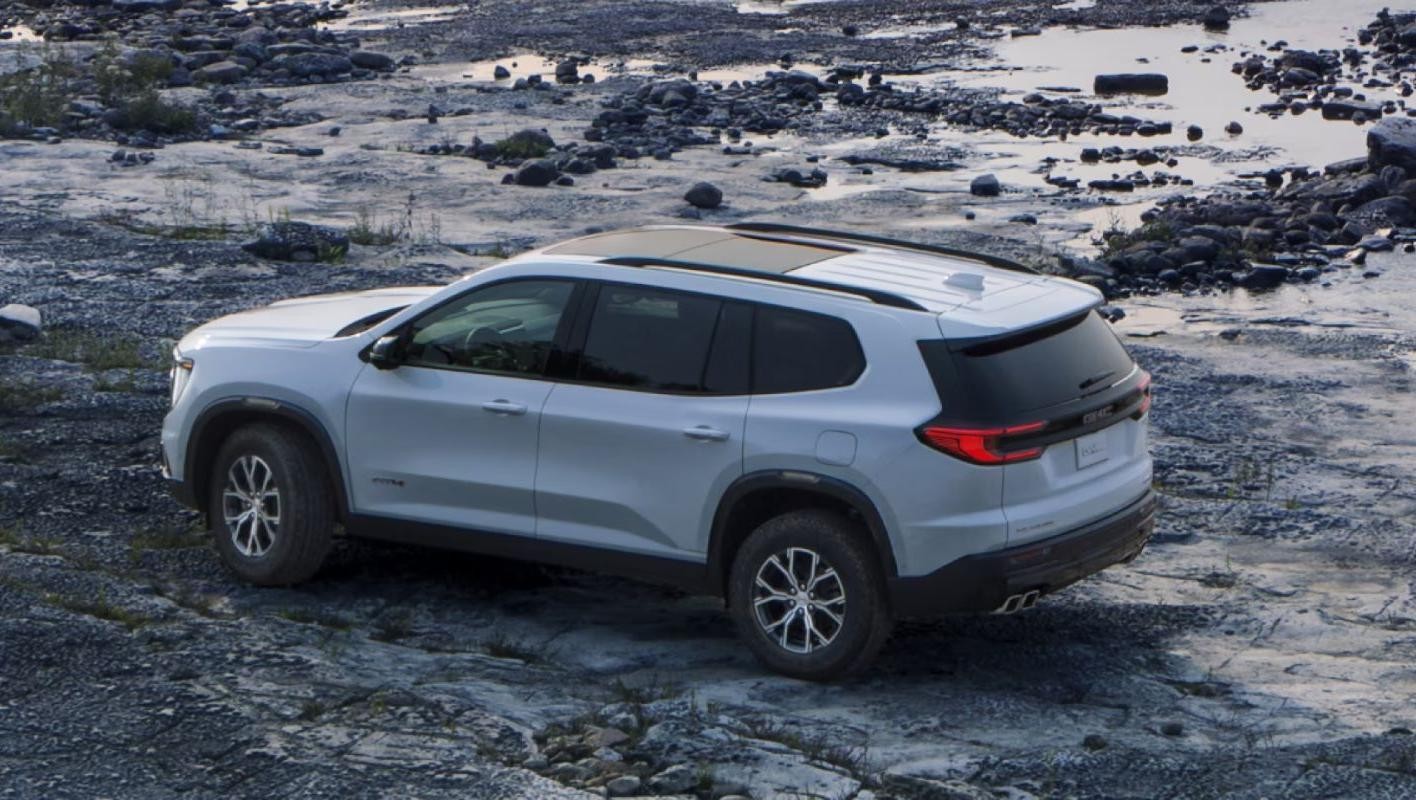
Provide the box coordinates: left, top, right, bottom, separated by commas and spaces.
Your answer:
162, 223, 1155, 680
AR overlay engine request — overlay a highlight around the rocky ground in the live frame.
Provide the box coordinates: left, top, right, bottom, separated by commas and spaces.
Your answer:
2, 0, 1416, 798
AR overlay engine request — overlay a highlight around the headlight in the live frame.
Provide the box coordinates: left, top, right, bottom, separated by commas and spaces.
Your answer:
170, 349, 194, 408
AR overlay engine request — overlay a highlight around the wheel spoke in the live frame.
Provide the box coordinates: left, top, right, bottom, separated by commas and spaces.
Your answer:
808, 567, 838, 592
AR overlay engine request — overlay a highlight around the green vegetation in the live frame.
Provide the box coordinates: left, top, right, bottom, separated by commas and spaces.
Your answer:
0, 381, 63, 413
93, 369, 139, 393
131, 523, 207, 552
493, 134, 551, 160
348, 206, 407, 246
0, 435, 27, 463
1, 39, 193, 137
0, 45, 76, 135
25, 328, 151, 371
278, 607, 354, 630
1098, 218, 1176, 259
482, 629, 546, 662
44, 589, 151, 630
370, 607, 416, 643
740, 717, 870, 773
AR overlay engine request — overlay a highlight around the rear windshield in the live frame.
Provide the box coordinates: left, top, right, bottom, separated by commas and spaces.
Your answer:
920, 311, 1134, 421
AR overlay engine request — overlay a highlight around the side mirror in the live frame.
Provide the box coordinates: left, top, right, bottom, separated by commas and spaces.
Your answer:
365, 334, 403, 370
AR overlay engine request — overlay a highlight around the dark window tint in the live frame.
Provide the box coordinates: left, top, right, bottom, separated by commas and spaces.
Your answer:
703, 302, 752, 395
753, 306, 865, 394
578, 285, 731, 393
403, 280, 574, 376
920, 310, 1135, 420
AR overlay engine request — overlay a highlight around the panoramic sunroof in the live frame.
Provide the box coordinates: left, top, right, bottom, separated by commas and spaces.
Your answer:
545, 228, 848, 273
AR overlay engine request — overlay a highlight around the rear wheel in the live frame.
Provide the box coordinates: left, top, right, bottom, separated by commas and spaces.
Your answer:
208, 424, 333, 586
729, 509, 892, 681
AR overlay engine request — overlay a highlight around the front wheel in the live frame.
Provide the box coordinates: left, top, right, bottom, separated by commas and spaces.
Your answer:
208, 423, 334, 586
728, 509, 893, 681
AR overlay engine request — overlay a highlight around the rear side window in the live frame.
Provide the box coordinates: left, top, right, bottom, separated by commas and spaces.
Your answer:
753, 306, 865, 394
578, 285, 748, 394
920, 311, 1134, 420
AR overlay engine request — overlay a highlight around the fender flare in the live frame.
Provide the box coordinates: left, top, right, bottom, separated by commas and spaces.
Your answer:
706, 469, 899, 589
185, 396, 350, 519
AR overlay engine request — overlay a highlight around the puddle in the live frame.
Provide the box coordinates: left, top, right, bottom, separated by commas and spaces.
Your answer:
321, 4, 466, 32
950, 0, 1405, 172
0, 25, 41, 43
734, 0, 830, 14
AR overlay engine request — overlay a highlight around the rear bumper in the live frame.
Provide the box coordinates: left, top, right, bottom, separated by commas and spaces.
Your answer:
887, 490, 1156, 618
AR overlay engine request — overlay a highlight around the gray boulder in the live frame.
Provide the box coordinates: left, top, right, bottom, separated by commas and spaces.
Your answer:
350, 51, 395, 71
1368, 117, 1416, 173
514, 160, 560, 187
241, 222, 349, 262
970, 174, 1001, 197
555, 59, 579, 84
684, 181, 723, 209
1202, 5, 1231, 30
193, 61, 246, 84
0, 304, 41, 343
269, 52, 353, 78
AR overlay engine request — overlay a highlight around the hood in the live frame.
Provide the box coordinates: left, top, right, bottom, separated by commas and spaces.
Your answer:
181, 287, 441, 350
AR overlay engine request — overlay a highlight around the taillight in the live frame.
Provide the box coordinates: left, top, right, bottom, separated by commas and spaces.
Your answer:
1136, 371, 1153, 418
919, 421, 1047, 465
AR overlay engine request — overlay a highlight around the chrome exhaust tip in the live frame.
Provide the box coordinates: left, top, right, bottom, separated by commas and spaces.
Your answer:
993, 590, 1042, 615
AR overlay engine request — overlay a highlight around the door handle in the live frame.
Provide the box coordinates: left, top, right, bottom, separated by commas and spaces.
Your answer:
683, 425, 730, 442
481, 399, 528, 416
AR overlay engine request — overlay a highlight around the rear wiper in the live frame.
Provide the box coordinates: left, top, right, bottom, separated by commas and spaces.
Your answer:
1079, 370, 1116, 391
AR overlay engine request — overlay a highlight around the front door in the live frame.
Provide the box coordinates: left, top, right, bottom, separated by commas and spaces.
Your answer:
345, 278, 578, 535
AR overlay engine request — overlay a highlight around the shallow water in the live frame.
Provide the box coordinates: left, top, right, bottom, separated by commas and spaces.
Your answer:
949, 0, 1405, 172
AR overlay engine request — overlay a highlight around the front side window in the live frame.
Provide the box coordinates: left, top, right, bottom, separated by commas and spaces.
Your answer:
753, 306, 865, 394
402, 280, 575, 377
577, 285, 743, 393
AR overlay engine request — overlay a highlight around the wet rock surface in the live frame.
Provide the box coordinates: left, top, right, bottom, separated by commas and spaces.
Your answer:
2, 0, 1416, 795
2, 200, 1416, 797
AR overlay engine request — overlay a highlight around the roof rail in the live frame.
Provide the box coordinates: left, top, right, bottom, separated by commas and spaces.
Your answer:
599, 256, 929, 311
725, 222, 1039, 275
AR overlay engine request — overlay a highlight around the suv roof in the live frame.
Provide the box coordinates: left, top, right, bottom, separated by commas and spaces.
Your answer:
525, 224, 1102, 339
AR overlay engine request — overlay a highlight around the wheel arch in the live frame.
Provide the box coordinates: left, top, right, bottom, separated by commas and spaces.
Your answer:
185, 397, 349, 522
707, 470, 898, 596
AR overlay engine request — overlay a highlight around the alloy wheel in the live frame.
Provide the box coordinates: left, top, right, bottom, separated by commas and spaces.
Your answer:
222, 455, 280, 558
752, 546, 847, 654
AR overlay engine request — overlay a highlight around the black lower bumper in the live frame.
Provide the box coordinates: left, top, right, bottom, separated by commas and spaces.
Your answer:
887, 490, 1157, 618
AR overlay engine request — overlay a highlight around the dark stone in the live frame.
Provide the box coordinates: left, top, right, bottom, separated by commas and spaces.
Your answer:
555, 60, 579, 85
514, 160, 560, 187
241, 221, 349, 262
1238, 265, 1289, 289
1368, 117, 1416, 173
350, 51, 395, 71
493, 65, 511, 79
970, 174, 1001, 197
1202, 5, 1231, 30
684, 181, 723, 209
1094, 73, 1169, 95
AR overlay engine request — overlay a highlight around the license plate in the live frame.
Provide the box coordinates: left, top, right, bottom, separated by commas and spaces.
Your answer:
1075, 430, 1109, 469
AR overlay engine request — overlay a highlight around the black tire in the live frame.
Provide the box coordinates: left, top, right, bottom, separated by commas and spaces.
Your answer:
207, 423, 333, 586
728, 509, 893, 681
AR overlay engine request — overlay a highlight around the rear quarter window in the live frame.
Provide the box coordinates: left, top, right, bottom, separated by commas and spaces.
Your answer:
753, 306, 865, 394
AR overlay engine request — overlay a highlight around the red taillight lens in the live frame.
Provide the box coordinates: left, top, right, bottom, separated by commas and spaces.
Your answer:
1136, 370, 1153, 417
919, 421, 1047, 465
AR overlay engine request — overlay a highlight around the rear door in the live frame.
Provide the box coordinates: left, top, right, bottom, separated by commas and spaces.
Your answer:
534, 283, 750, 559
923, 311, 1153, 545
